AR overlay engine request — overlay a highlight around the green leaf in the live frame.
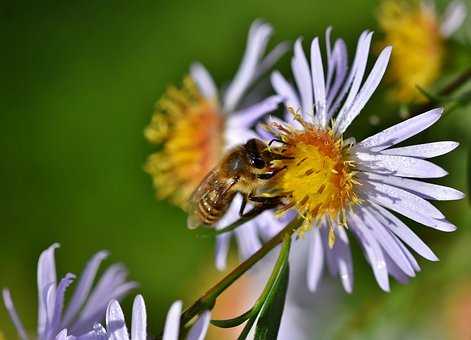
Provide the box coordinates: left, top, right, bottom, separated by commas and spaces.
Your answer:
253, 258, 290, 340
468, 145, 471, 205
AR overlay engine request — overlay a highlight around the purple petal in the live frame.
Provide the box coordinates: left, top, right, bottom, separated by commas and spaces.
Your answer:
62, 251, 109, 328
381, 141, 459, 158
335, 46, 391, 133
356, 108, 443, 152
368, 203, 438, 261
106, 300, 129, 340
227, 95, 282, 129
361, 209, 415, 276
364, 180, 446, 219
223, 20, 273, 112
162, 301, 182, 340
187, 311, 211, 340
362, 172, 464, 201
256, 41, 290, 79
383, 253, 410, 284
334, 31, 372, 127
331, 226, 354, 293
190, 63, 218, 102
2, 289, 29, 340
307, 228, 324, 291
38, 243, 60, 337
292, 38, 313, 118
48, 273, 76, 339
326, 39, 348, 116
310, 37, 327, 126
355, 152, 448, 178
131, 295, 147, 340
350, 211, 390, 291
440, 0, 467, 37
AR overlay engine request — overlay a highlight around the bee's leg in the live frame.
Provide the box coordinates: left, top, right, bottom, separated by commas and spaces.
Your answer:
269, 153, 294, 161
248, 192, 283, 206
239, 194, 248, 216
257, 166, 287, 180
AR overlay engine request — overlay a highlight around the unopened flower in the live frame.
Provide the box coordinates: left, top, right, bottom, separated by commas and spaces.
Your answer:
3, 243, 137, 340
267, 29, 463, 292
377, 0, 467, 103
144, 20, 288, 270
89, 295, 210, 340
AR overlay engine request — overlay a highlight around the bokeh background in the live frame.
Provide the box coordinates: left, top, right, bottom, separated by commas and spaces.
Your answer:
1, 0, 471, 339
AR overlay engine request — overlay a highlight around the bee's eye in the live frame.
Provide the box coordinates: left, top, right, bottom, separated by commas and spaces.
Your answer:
251, 158, 266, 169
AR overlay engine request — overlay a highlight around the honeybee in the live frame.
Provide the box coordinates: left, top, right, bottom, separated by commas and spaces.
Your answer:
187, 138, 288, 229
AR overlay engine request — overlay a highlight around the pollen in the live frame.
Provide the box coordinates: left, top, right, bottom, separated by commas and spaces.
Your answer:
145, 77, 224, 209
378, 0, 444, 103
268, 115, 360, 243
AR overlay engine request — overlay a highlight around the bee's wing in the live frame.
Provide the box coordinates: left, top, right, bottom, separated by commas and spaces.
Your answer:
187, 169, 235, 229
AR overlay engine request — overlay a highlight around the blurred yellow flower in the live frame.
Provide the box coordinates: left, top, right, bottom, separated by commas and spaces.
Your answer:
145, 77, 224, 209
377, 0, 445, 103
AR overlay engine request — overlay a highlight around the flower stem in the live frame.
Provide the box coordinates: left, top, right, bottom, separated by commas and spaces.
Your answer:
178, 217, 302, 330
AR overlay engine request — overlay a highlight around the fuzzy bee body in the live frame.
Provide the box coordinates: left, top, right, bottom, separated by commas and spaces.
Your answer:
187, 139, 285, 229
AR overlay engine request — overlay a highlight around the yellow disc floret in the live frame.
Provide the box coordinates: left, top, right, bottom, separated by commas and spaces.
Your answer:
268, 114, 360, 244
378, 0, 444, 103
145, 77, 224, 209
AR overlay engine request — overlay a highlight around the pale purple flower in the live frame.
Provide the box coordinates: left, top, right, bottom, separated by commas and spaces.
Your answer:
266, 29, 464, 292
91, 295, 210, 340
3, 243, 137, 340
189, 19, 288, 270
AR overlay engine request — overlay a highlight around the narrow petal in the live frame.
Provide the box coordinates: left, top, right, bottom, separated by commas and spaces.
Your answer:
364, 181, 446, 219
2, 289, 29, 340
55, 329, 68, 340
381, 141, 459, 159
440, 0, 467, 37
356, 108, 443, 152
106, 300, 129, 340
355, 152, 448, 178
215, 233, 231, 271
186, 311, 211, 340
162, 301, 182, 340
62, 251, 109, 328
366, 186, 456, 232
223, 21, 273, 112
368, 203, 438, 261
38, 243, 60, 337
362, 172, 464, 201
310, 37, 327, 126
255, 41, 290, 80
234, 221, 262, 262
226, 95, 282, 129
307, 228, 324, 291
350, 212, 390, 291
331, 226, 354, 293
333, 31, 372, 125
335, 46, 391, 133
131, 295, 147, 340
292, 38, 313, 118
361, 209, 415, 276
190, 63, 218, 102
383, 253, 410, 284
271, 71, 302, 122
48, 273, 76, 339
326, 39, 348, 115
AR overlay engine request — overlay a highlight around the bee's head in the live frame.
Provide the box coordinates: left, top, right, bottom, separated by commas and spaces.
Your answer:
244, 139, 270, 169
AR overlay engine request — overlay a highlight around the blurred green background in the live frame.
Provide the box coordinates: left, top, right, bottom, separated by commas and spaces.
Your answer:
1, 0, 470, 339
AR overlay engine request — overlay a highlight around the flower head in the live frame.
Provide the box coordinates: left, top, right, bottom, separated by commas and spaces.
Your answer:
3, 244, 137, 340
377, 0, 467, 103
145, 20, 288, 270
267, 29, 464, 292
90, 295, 210, 340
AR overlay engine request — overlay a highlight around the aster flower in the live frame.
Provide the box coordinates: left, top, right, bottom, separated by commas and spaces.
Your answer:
377, 0, 467, 103
90, 295, 210, 340
3, 243, 137, 340
144, 20, 288, 270
265, 29, 464, 292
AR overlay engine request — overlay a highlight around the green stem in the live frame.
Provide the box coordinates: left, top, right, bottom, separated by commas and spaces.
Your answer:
211, 235, 292, 329
178, 217, 302, 330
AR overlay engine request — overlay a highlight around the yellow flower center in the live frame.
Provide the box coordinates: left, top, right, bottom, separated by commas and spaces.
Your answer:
378, 0, 444, 103
145, 77, 224, 209
269, 116, 360, 241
